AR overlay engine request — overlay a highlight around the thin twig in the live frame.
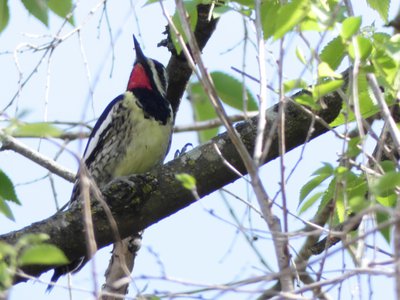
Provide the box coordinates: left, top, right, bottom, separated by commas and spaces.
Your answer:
366, 73, 400, 153
0, 130, 75, 182
173, 0, 291, 293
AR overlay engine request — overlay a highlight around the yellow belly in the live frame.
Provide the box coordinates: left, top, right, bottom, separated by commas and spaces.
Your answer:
113, 94, 172, 176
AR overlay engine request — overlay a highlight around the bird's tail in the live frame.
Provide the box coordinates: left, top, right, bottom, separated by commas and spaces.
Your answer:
46, 257, 86, 292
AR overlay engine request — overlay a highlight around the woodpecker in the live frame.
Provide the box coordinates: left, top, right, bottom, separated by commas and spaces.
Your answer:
47, 36, 173, 291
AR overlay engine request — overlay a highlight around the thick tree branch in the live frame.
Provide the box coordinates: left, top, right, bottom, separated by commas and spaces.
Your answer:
1, 88, 342, 284
165, 4, 219, 116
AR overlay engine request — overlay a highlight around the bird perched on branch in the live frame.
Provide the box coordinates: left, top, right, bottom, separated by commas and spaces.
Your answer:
47, 36, 173, 292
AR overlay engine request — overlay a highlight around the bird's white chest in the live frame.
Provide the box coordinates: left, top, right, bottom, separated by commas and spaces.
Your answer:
113, 100, 172, 176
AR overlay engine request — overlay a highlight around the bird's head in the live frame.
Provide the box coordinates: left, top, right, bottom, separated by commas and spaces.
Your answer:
127, 36, 168, 97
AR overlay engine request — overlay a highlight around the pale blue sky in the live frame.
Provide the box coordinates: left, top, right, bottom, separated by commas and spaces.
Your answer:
1, 0, 399, 299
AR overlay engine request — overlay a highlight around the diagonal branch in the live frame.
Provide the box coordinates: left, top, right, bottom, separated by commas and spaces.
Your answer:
1, 87, 343, 284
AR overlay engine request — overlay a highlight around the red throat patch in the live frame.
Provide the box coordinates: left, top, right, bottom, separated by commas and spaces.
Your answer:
127, 63, 152, 91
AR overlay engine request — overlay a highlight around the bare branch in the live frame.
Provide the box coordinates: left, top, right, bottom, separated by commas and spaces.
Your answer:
0, 130, 75, 182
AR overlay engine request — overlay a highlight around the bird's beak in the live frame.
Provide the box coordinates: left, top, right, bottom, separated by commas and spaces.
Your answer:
133, 35, 147, 64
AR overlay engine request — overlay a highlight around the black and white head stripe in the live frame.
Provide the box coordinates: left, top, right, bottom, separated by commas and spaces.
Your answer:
147, 58, 168, 97
133, 36, 168, 97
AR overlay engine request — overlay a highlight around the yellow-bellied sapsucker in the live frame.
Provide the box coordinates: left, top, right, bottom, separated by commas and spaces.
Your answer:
47, 36, 173, 291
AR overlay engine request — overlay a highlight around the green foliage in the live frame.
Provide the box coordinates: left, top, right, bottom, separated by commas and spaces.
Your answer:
295, 46, 307, 65
169, 0, 199, 54
330, 70, 380, 127
175, 173, 197, 190
0, 234, 68, 291
299, 163, 367, 223
190, 81, 219, 143
345, 137, 361, 159
211, 72, 258, 111
283, 79, 308, 93
263, 0, 310, 40
48, 0, 74, 25
19, 244, 68, 266
7, 121, 63, 138
0, 0, 74, 33
21, 0, 49, 26
299, 157, 400, 243
320, 36, 346, 70
366, 0, 390, 22
370, 171, 400, 197
0, 0, 9, 33
299, 163, 334, 205
376, 211, 391, 243
348, 36, 373, 61
370, 33, 400, 95
0, 169, 20, 221
340, 16, 361, 41
0, 241, 14, 291
293, 93, 320, 110
311, 79, 344, 99
189, 72, 257, 142
317, 62, 342, 79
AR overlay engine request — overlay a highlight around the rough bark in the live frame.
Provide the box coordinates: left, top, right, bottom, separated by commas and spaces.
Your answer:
1, 88, 343, 284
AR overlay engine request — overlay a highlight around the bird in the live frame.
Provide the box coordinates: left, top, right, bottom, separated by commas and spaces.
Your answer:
46, 35, 173, 292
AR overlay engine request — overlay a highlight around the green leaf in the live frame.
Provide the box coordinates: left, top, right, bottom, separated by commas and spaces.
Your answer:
379, 160, 397, 173
299, 192, 323, 214
169, 0, 198, 54
189, 81, 219, 142
366, 0, 389, 22
17, 233, 49, 247
298, 163, 334, 213
370, 171, 400, 197
348, 36, 373, 61
295, 46, 307, 64
330, 70, 380, 127
317, 177, 336, 218
346, 174, 367, 200
19, 244, 68, 266
320, 36, 346, 70
0, 260, 13, 290
261, 0, 280, 39
273, 0, 310, 40
11, 122, 63, 138
0, 198, 14, 221
48, 0, 74, 25
211, 72, 258, 111
312, 163, 334, 177
340, 16, 361, 40
299, 171, 332, 203
335, 192, 345, 222
175, 173, 196, 190
376, 211, 391, 243
0, 170, 20, 204
318, 62, 342, 79
371, 33, 400, 89
21, 0, 49, 26
283, 79, 308, 93
0, 0, 9, 33
376, 194, 396, 207
349, 196, 368, 212
293, 93, 320, 110
0, 241, 15, 257
212, 6, 232, 18
312, 79, 344, 99
346, 137, 361, 158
